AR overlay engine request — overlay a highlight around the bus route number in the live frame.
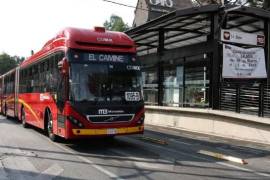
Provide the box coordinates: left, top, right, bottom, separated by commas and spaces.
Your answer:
125, 92, 140, 101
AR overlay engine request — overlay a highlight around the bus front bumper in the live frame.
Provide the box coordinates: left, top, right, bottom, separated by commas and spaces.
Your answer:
71, 125, 144, 136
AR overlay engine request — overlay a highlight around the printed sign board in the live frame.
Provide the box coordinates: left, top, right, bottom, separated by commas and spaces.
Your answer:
222, 44, 267, 79
221, 29, 265, 46
149, 0, 174, 13
149, 0, 174, 7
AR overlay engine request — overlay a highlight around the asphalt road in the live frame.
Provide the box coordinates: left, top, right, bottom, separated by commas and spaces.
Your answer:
0, 115, 270, 180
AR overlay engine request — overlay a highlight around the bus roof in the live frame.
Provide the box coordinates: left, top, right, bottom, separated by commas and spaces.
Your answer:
20, 27, 136, 68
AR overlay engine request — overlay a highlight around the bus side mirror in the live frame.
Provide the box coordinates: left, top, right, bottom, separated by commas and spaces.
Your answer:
58, 58, 69, 75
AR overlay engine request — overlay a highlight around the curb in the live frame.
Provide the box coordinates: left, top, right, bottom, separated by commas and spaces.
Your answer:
198, 150, 248, 165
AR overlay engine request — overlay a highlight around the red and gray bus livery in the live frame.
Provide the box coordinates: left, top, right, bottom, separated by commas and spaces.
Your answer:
0, 27, 144, 141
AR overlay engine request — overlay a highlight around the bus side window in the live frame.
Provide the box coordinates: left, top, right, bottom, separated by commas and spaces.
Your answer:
11, 73, 15, 94
43, 60, 49, 92
20, 70, 23, 93
32, 65, 37, 92
26, 67, 32, 93
4, 76, 8, 94
39, 61, 46, 92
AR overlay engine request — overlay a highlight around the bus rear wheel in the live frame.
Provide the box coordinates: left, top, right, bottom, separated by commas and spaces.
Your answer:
46, 111, 58, 142
3, 104, 7, 117
21, 108, 28, 128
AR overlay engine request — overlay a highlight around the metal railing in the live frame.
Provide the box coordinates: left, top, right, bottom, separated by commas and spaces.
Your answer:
220, 82, 270, 117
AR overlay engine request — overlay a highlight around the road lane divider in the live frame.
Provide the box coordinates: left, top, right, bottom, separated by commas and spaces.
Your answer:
124, 136, 270, 178
198, 150, 248, 165
139, 136, 168, 145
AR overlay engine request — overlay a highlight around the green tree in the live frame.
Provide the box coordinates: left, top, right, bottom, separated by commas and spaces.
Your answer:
103, 14, 130, 32
0, 53, 24, 75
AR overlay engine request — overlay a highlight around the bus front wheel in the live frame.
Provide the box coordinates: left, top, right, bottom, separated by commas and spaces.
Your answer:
46, 111, 58, 142
21, 108, 28, 128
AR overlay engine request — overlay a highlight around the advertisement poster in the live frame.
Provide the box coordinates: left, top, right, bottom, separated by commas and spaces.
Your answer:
222, 44, 267, 79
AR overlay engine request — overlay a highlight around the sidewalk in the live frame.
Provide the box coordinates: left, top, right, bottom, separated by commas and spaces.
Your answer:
145, 106, 270, 145
145, 124, 270, 152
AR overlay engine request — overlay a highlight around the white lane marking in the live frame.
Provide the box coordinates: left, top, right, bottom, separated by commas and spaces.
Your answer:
51, 142, 124, 180
2, 155, 38, 180
34, 129, 124, 180
126, 137, 270, 178
35, 164, 64, 180
218, 162, 270, 177
0, 146, 39, 180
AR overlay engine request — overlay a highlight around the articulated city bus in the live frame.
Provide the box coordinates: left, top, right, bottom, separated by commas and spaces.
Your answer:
0, 27, 144, 141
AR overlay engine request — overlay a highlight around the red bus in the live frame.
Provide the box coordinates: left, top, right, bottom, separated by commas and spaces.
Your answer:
1, 27, 144, 141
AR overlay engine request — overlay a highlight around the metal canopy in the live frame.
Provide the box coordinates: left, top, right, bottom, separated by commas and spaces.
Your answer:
126, 5, 270, 56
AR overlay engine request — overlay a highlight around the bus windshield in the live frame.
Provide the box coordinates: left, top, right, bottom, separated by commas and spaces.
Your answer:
69, 53, 142, 103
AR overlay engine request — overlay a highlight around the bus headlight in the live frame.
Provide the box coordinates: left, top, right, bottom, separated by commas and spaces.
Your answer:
68, 116, 84, 128
78, 122, 83, 128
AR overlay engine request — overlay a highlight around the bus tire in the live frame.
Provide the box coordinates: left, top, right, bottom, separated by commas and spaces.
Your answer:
46, 111, 58, 142
4, 103, 7, 117
21, 107, 28, 128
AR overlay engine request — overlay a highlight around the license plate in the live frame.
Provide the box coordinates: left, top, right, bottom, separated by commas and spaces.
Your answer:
107, 128, 117, 135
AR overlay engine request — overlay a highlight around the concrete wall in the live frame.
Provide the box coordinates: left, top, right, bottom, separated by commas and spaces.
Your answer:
145, 106, 270, 145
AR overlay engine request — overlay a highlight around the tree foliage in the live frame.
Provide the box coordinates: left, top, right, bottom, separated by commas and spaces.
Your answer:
103, 14, 130, 32
0, 53, 24, 75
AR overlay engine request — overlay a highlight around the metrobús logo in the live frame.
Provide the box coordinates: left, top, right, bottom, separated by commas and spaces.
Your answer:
149, 0, 173, 8
98, 109, 108, 115
98, 109, 124, 115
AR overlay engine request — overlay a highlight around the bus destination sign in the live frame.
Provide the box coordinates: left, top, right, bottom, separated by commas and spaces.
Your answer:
86, 53, 129, 63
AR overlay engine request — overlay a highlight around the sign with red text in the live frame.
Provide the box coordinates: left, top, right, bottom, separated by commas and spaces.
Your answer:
221, 29, 265, 46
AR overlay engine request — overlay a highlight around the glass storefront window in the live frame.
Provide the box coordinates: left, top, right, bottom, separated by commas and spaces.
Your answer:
163, 66, 183, 106
184, 66, 209, 107
141, 55, 209, 108
142, 69, 158, 105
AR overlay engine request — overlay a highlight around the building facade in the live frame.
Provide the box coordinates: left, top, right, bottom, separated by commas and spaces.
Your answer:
127, 5, 270, 117
133, 0, 193, 27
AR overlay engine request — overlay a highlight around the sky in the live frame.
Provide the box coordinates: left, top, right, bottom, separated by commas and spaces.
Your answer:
0, 0, 138, 57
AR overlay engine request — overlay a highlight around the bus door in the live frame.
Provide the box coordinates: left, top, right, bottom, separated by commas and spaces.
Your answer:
56, 58, 68, 136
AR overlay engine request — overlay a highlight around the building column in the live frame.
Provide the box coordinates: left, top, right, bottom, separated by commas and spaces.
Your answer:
210, 13, 220, 110
266, 20, 270, 86
157, 29, 165, 106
